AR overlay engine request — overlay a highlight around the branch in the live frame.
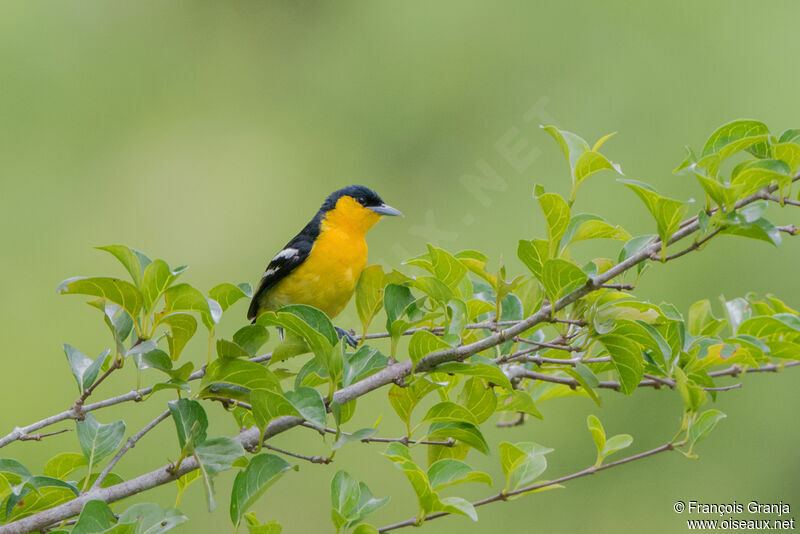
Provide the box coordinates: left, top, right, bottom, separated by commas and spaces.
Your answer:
378, 440, 684, 532
2, 178, 797, 532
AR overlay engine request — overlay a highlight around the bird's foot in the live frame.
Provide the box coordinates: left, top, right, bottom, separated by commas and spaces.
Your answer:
335, 326, 358, 348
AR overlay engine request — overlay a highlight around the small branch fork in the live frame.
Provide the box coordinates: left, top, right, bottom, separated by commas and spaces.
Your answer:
1, 177, 799, 534
72, 358, 123, 419
377, 440, 684, 532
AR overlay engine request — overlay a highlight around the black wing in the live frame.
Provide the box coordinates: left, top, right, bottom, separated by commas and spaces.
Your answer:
247, 218, 320, 321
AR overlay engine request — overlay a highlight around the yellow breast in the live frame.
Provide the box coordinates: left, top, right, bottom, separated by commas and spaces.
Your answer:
264, 196, 380, 318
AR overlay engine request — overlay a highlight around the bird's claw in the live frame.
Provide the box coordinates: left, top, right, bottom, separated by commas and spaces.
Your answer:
335, 326, 358, 348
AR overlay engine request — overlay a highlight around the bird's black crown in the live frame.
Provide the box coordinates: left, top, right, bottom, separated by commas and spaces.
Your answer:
321, 185, 384, 212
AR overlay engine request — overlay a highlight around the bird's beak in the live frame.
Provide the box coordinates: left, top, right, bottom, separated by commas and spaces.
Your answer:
369, 203, 404, 217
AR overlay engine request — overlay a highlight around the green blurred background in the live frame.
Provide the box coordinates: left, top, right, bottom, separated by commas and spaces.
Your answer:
1, 1, 798, 532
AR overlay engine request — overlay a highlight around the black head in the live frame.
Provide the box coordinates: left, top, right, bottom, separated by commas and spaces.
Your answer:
320, 185, 403, 216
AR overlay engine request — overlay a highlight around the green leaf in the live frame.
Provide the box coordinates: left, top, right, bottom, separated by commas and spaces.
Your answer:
96, 245, 144, 288
731, 159, 793, 196
388, 378, 440, 430
433, 355, 512, 390
200, 358, 282, 403
574, 151, 621, 189
537, 192, 571, 252
77, 414, 126, 469
438, 496, 478, 521
251, 389, 300, 437
159, 314, 197, 361
383, 284, 415, 325
141, 260, 182, 313
194, 437, 245, 511
44, 452, 87, 480
330, 472, 389, 530
425, 422, 489, 455
137, 348, 174, 374
586, 415, 606, 458
562, 214, 631, 248
233, 325, 270, 357
603, 434, 634, 459
433, 354, 512, 390
737, 315, 800, 339
422, 401, 479, 426
597, 334, 643, 395
688, 300, 726, 337
701, 119, 769, 158
160, 283, 216, 330
355, 265, 386, 335
412, 277, 455, 306
619, 179, 687, 257
427, 245, 468, 291
587, 415, 633, 465
257, 305, 338, 372
58, 277, 143, 327
497, 390, 543, 419
331, 470, 360, 529
343, 345, 389, 387
498, 441, 553, 492
72, 500, 116, 534
168, 399, 208, 455
175, 470, 202, 507
352, 525, 379, 534
458, 378, 497, 424
774, 142, 800, 173
216, 339, 250, 359
408, 330, 450, 367
427, 459, 492, 491
244, 513, 283, 534
611, 320, 671, 369
517, 239, 549, 281
230, 453, 293, 525
209, 283, 253, 312
542, 259, 588, 303
63, 344, 110, 394
541, 125, 589, 170
92, 301, 133, 356
382, 443, 436, 515
117, 503, 188, 534
285, 387, 327, 431
688, 409, 727, 452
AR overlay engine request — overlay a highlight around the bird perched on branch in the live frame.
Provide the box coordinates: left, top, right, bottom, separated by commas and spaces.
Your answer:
247, 185, 402, 345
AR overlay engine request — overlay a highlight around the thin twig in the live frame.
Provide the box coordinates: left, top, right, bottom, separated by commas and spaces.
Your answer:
599, 283, 635, 290
764, 194, 800, 208
89, 409, 171, 492
378, 441, 685, 532
656, 227, 724, 262
303, 424, 455, 447
17, 428, 71, 442
262, 442, 331, 464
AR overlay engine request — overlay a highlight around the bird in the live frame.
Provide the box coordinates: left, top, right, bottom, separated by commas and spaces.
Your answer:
247, 185, 403, 346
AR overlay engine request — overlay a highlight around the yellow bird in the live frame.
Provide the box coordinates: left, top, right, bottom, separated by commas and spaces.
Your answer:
247, 185, 402, 345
